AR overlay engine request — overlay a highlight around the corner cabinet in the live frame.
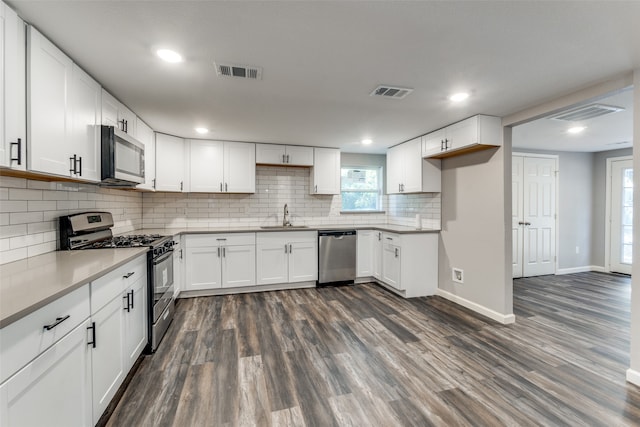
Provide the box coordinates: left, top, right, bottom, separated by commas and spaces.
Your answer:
387, 137, 441, 194
187, 140, 256, 193
0, 3, 26, 170
311, 147, 340, 195
155, 133, 185, 192
27, 26, 100, 181
422, 115, 502, 159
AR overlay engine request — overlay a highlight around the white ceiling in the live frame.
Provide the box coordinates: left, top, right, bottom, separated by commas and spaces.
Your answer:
513, 89, 634, 152
8, 1, 640, 154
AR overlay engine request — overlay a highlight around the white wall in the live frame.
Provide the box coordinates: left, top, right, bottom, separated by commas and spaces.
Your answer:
629, 70, 640, 386
438, 143, 513, 322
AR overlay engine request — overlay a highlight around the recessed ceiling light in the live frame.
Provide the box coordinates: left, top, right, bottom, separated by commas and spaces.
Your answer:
195, 127, 209, 134
567, 126, 586, 134
449, 92, 470, 102
362, 139, 373, 145
156, 49, 183, 63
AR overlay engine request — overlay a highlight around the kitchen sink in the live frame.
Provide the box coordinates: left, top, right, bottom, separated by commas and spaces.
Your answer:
259, 225, 310, 229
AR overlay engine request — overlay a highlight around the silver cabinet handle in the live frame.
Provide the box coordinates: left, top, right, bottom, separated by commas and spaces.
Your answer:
217, 247, 221, 257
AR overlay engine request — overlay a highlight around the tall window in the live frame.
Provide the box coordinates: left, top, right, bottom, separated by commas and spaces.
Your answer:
341, 166, 382, 212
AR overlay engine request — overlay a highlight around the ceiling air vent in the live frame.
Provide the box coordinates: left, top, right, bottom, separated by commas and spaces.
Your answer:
370, 85, 414, 99
214, 62, 262, 80
549, 103, 625, 122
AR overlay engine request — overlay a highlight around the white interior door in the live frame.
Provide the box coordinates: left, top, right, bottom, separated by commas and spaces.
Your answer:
512, 156, 524, 278
609, 158, 633, 274
523, 156, 556, 276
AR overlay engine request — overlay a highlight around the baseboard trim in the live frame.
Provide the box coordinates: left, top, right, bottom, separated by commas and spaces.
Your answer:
178, 281, 316, 298
436, 289, 515, 325
627, 369, 640, 387
556, 265, 605, 275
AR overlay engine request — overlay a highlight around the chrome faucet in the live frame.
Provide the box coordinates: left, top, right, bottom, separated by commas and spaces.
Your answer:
283, 204, 291, 227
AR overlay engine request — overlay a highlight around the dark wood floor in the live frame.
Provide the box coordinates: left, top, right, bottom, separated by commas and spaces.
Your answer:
107, 272, 640, 426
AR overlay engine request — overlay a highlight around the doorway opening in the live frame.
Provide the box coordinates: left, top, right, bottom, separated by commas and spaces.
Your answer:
606, 156, 633, 274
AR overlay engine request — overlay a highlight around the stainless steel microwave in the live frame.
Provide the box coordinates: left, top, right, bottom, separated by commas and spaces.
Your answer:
100, 125, 145, 187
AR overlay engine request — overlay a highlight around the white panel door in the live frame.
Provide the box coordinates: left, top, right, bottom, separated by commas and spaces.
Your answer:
155, 133, 185, 192
356, 230, 374, 277
256, 143, 286, 164
512, 156, 524, 278
184, 247, 222, 290
224, 141, 255, 193
91, 296, 125, 425
373, 231, 382, 279
522, 156, 556, 277
123, 277, 147, 371
101, 89, 119, 128
610, 158, 633, 274
256, 243, 288, 285
136, 119, 155, 190
381, 242, 401, 289
312, 148, 340, 194
189, 139, 224, 192
386, 145, 403, 194
222, 245, 256, 288
28, 27, 73, 176
0, 320, 93, 427
402, 138, 423, 193
289, 241, 318, 282
286, 145, 314, 166
70, 64, 101, 182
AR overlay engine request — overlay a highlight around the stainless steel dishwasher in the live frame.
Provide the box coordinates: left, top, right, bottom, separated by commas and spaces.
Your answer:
318, 230, 357, 286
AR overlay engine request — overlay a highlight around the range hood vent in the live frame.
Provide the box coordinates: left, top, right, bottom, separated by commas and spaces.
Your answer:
370, 85, 413, 99
214, 62, 262, 80
549, 103, 625, 122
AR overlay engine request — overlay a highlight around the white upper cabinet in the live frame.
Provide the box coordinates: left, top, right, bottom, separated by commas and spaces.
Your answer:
256, 143, 313, 166
69, 64, 101, 182
311, 147, 340, 195
0, 3, 26, 170
422, 115, 502, 159
27, 26, 100, 182
135, 118, 155, 191
155, 133, 185, 192
101, 89, 136, 135
387, 137, 440, 194
187, 140, 255, 193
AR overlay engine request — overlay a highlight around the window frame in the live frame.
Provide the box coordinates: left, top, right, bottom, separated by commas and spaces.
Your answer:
340, 165, 384, 213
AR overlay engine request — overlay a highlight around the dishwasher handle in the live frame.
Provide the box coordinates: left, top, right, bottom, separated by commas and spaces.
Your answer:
318, 230, 356, 237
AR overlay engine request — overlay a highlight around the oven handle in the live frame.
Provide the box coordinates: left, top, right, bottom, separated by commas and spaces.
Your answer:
153, 249, 174, 265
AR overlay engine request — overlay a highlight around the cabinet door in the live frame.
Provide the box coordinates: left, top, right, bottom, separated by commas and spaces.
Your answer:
135, 118, 155, 190
311, 148, 340, 194
356, 230, 374, 277
27, 26, 73, 177
1, 5, 26, 170
188, 139, 224, 192
422, 129, 446, 157
0, 320, 93, 427
91, 295, 126, 425
155, 133, 185, 192
222, 245, 256, 288
70, 64, 101, 182
123, 277, 147, 371
447, 116, 478, 151
386, 145, 403, 194
286, 145, 313, 166
224, 141, 255, 193
256, 143, 285, 165
101, 89, 119, 128
381, 242, 401, 289
119, 105, 137, 136
288, 240, 318, 282
256, 243, 288, 285
401, 137, 424, 193
184, 246, 222, 290
173, 237, 183, 297
373, 232, 382, 280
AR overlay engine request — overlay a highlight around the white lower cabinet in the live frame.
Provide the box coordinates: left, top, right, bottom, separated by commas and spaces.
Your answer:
256, 232, 317, 285
0, 319, 93, 427
356, 230, 438, 298
184, 234, 256, 291
123, 273, 147, 371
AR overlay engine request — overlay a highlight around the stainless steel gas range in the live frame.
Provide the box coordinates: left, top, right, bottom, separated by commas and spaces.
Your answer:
59, 211, 175, 353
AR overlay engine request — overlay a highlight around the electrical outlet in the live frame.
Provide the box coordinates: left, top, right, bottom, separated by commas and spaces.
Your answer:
576, 246, 580, 254
452, 268, 464, 284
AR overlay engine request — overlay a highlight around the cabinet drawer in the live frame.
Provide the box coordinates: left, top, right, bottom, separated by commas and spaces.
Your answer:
382, 232, 400, 243
91, 255, 147, 313
0, 284, 90, 384
186, 233, 255, 248
257, 231, 317, 244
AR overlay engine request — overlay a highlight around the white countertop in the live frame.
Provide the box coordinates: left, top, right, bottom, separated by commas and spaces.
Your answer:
0, 248, 148, 328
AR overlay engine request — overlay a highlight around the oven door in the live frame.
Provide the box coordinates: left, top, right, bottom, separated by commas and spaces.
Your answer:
152, 250, 174, 323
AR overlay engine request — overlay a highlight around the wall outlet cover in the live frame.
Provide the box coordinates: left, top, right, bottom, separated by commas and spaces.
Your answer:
452, 268, 464, 284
